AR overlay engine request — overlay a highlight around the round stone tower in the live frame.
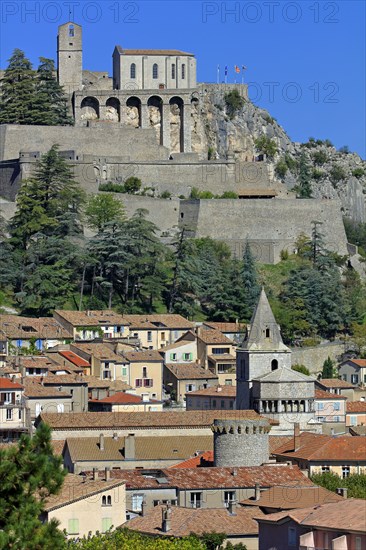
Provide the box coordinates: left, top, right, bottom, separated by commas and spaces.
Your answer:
212, 418, 270, 468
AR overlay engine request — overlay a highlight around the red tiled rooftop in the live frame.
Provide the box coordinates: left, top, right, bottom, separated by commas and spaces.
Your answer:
186, 385, 236, 397
169, 451, 214, 469
317, 378, 356, 388
92, 392, 159, 405
58, 351, 90, 368
347, 401, 366, 413
0, 377, 23, 390
345, 359, 366, 367
315, 389, 347, 400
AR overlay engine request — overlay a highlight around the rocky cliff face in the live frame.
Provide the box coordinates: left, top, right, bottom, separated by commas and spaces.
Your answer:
193, 86, 366, 223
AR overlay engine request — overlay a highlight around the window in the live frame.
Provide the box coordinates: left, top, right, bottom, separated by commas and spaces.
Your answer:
170, 353, 177, 361
190, 492, 202, 508
6, 408, 12, 420
350, 415, 357, 426
183, 353, 192, 361
152, 64, 158, 79
212, 399, 216, 407
161, 332, 166, 341
351, 374, 359, 384
221, 400, 225, 408
102, 495, 112, 506
317, 402, 324, 410
185, 384, 196, 392
103, 370, 111, 380
122, 367, 128, 376
224, 490, 236, 507
68, 519, 79, 535
266, 328, 270, 338
321, 466, 330, 472
147, 331, 152, 342
212, 348, 230, 355
333, 402, 340, 411
130, 63, 136, 79
334, 416, 340, 422
218, 364, 228, 374
342, 465, 350, 478
342, 374, 347, 381
356, 537, 362, 550
229, 401, 234, 409
271, 359, 278, 371
171, 64, 175, 79
101, 517, 112, 533
104, 362, 110, 369
225, 379, 232, 385
4, 392, 11, 404
144, 379, 153, 387
181, 63, 185, 79
131, 494, 144, 511
68, 24, 74, 37
135, 379, 143, 387
142, 367, 147, 378
18, 409, 22, 420
288, 526, 296, 546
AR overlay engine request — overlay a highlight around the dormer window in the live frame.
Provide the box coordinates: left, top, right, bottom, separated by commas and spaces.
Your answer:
68, 24, 74, 37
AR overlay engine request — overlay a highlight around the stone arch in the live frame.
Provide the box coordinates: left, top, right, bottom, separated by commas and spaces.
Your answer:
169, 96, 184, 153
80, 96, 99, 120
105, 97, 120, 122
147, 95, 163, 145
126, 96, 141, 128
271, 359, 278, 371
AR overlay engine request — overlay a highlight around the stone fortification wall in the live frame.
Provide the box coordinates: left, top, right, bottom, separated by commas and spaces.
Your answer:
213, 418, 270, 467
291, 342, 346, 375
0, 160, 20, 201
181, 198, 349, 262
119, 195, 181, 235
0, 124, 169, 162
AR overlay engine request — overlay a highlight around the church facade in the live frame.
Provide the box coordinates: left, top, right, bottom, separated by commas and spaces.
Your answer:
236, 289, 318, 432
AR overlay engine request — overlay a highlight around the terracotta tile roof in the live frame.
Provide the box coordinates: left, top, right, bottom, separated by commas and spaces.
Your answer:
186, 385, 236, 397
93, 392, 158, 405
257, 499, 366, 533
66, 435, 213, 462
51, 440, 66, 455
198, 329, 234, 345
272, 432, 366, 462
240, 484, 342, 509
20, 357, 57, 370
121, 350, 163, 362
203, 322, 246, 333
124, 504, 264, 537
120, 48, 194, 57
315, 389, 347, 400
41, 374, 88, 386
0, 377, 23, 390
124, 314, 194, 330
0, 315, 71, 339
103, 464, 309, 490
38, 409, 274, 431
269, 436, 292, 455
72, 343, 122, 362
58, 350, 90, 368
207, 354, 236, 362
317, 378, 356, 388
349, 425, 366, 436
344, 359, 366, 367
54, 309, 129, 327
347, 401, 366, 413
169, 451, 214, 468
23, 380, 71, 398
165, 363, 218, 380
82, 376, 131, 391
43, 473, 125, 512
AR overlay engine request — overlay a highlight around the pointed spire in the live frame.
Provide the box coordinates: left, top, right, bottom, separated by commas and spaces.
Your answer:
243, 288, 289, 351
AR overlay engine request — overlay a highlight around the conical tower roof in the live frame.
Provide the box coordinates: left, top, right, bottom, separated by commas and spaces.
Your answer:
242, 288, 290, 351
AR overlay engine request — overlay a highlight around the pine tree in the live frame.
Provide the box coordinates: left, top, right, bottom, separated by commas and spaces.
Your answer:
240, 240, 260, 320
0, 423, 66, 549
297, 152, 312, 198
322, 356, 336, 378
0, 49, 37, 124
34, 57, 73, 126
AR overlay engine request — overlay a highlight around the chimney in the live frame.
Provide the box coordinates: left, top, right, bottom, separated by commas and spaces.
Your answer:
255, 483, 261, 501
105, 467, 110, 481
232, 468, 237, 477
99, 433, 105, 451
142, 394, 149, 402
162, 505, 172, 532
92, 467, 97, 481
125, 433, 135, 460
141, 500, 147, 516
228, 500, 237, 515
293, 423, 300, 451
337, 488, 348, 499
113, 432, 118, 440
217, 386, 222, 392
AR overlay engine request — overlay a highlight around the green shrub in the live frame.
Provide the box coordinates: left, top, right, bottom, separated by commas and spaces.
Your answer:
292, 364, 310, 376
324, 139, 333, 147
275, 160, 288, 178
312, 150, 328, 166
352, 168, 365, 179
312, 168, 325, 181
208, 146, 215, 160
284, 153, 298, 172
254, 136, 278, 159
124, 176, 142, 194
99, 182, 125, 193
160, 190, 171, 199
330, 165, 347, 183
224, 90, 245, 119
280, 249, 289, 260
220, 191, 238, 198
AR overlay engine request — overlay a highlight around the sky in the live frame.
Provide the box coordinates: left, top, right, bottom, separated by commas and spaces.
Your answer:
1, 0, 365, 158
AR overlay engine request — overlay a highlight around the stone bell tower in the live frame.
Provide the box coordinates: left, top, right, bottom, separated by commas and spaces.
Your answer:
57, 22, 83, 95
236, 288, 292, 409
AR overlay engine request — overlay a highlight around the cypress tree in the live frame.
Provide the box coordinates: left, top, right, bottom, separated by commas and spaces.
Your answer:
241, 240, 260, 320
34, 57, 73, 126
0, 49, 37, 124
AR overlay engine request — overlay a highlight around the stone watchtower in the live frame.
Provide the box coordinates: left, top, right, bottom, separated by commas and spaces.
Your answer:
212, 418, 270, 467
236, 289, 292, 409
57, 22, 83, 95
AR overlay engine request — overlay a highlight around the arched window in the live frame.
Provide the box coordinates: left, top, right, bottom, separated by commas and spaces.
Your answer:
152, 64, 158, 79
130, 63, 136, 79
181, 64, 186, 79
107, 496, 112, 505
171, 64, 176, 79
265, 328, 270, 338
68, 24, 74, 37
102, 496, 106, 506
271, 359, 278, 371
